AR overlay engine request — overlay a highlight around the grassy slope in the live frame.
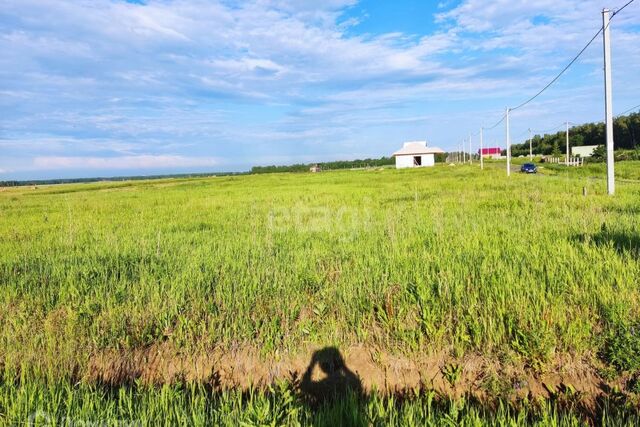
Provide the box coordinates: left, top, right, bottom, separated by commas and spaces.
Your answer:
1, 162, 639, 421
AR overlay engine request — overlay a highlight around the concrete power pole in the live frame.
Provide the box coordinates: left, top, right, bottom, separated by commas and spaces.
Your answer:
462, 140, 466, 164
480, 127, 484, 170
506, 108, 511, 177
469, 133, 473, 164
603, 8, 615, 195
529, 128, 533, 161
565, 121, 570, 166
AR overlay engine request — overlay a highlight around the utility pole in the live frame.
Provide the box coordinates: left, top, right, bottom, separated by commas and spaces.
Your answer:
462, 140, 466, 164
480, 127, 484, 170
565, 121, 570, 166
506, 107, 511, 177
603, 8, 615, 195
528, 128, 533, 161
469, 133, 473, 164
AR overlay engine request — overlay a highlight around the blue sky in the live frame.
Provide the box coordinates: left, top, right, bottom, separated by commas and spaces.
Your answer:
1, 0, 639, 179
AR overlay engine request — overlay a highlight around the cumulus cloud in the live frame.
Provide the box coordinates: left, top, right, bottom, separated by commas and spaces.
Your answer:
32, 155, 219, 170
0, 0, 638, 178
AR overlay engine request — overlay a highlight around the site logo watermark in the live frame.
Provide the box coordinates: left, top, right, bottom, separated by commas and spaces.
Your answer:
267, 205, 373, 233
28, 410, 140, 426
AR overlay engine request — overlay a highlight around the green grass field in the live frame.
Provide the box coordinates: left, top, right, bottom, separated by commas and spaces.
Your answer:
1, 162, 639, 425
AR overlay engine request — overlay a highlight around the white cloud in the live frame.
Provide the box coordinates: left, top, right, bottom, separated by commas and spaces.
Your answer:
0, 0, 638, 177
32, 155, 219, 170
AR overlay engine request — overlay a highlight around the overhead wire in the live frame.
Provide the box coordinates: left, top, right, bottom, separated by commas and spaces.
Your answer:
612, 0, 636, 16
514, 128, 530, 139
509, 28, 603, 112
615, 103, 640, 117
531, 123, 566, 134
460, 0, 636, 151
482, 113, 506, 130
509, 0, 634, 112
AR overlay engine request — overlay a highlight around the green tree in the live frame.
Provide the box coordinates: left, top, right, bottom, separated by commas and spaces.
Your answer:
590, 145, 606, 162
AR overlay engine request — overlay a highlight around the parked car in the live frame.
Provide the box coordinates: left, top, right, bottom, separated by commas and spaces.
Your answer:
521, 163, 537, 174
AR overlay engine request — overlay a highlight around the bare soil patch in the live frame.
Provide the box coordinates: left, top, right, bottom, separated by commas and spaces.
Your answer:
86, 343, 620, 411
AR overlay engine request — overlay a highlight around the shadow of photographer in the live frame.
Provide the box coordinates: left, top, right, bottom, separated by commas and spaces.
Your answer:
299, 346, 363, 406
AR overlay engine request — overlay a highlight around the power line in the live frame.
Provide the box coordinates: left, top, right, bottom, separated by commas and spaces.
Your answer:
616, 103, 640, 117
483, 113, 506, 130
545, 104, 640, 125
509, 0, 634, 112
510, 28, 603, 111
514, 128, 530, 139
514, 122, 564, 140
494, 103, 639, 145
531, 123, 566, 134
464, 2, 636, 156
494, 121, 568, 143
613, 0, 636, 16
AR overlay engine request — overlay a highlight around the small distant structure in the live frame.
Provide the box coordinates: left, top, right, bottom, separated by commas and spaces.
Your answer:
309, 164, 321, 173
545, 156, 584, 167
479, 147, 502, 159
392, 141, 444, 169
571, 145, 600, 158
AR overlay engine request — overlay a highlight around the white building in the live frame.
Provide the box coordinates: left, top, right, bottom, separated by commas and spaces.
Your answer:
392, 141, 445, 169
571, 145, 600, 158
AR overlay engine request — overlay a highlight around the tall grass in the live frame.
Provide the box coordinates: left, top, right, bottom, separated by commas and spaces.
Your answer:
1, 162, 639, 421
2, 379, 639, 426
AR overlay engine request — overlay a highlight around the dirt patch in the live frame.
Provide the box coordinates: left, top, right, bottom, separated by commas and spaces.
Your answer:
86, 343, 618, 410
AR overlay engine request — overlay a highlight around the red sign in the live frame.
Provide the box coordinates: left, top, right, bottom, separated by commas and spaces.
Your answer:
479, 147, 501, 155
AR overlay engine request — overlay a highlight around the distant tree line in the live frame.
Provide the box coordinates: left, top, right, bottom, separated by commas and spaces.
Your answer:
251, 156, 396, 174
0, 171, 246, 187
434, 153, 449, 163
509, 111, 640, 157
251, 164, 309, 174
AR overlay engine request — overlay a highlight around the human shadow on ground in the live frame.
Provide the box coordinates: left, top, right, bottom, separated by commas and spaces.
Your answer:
295, 346, 366, 426
298, 347, 363, 406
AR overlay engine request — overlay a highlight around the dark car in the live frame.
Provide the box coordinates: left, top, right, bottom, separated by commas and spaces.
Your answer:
521, 163, 537, 174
